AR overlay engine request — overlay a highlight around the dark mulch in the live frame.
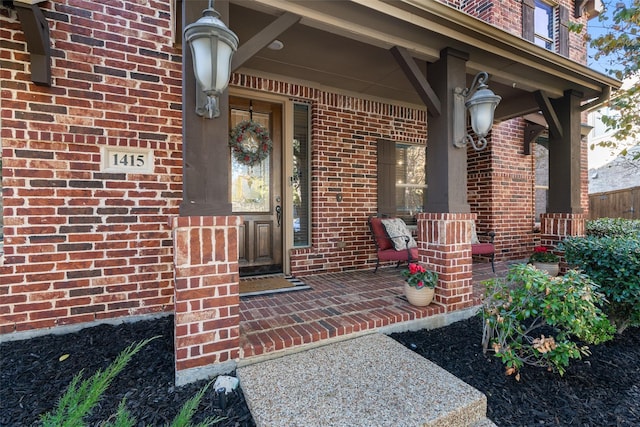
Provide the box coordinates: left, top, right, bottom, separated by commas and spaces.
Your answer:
2, 314, 639, 426
0, 316, 254, 427
391, 316, 640, 427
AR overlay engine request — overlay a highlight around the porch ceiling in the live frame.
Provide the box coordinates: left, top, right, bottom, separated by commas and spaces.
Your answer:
228, 0, 621, 121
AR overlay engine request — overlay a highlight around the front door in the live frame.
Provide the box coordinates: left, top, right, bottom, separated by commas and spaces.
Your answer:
230, 97, 283, 276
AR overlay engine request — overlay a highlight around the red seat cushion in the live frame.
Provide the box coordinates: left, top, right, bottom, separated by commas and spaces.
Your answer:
377, 247, 419, 261
472, 243, 494, 255
370, 217, 393, 251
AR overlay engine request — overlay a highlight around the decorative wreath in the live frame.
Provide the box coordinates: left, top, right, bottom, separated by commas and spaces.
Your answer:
229, 120, 272, 167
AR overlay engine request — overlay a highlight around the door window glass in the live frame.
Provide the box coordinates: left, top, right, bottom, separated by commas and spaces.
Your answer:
231, 109, 271, 212
293, 103, 310, 246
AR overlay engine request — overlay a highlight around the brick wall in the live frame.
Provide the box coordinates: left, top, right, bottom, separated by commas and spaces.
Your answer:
461, 0, 496, 24
0, 0, 591, 336
229, 75, 429, 276
468, 119, 537, 261
0, 1, 182, 334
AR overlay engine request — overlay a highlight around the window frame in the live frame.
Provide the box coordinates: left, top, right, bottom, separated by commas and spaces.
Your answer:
377, 139, 427, 225
292, 102, 311, 247
523, 0, 568, 56
533, 0, 556, 51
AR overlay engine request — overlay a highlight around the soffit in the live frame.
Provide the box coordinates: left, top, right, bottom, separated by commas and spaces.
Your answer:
228, 0, 620, 119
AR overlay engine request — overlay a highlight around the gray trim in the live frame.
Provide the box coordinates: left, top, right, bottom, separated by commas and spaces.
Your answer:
0, 312, 171, 343
175, 360, 237, 386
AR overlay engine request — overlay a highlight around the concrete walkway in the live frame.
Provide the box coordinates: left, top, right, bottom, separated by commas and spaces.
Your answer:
237, 333, 496, 427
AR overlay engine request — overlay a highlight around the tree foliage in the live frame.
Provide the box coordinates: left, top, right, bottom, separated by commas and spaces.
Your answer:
576, 1, 640, 160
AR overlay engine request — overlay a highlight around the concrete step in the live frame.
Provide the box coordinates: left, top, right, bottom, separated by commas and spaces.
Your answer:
237, 333, 493, 427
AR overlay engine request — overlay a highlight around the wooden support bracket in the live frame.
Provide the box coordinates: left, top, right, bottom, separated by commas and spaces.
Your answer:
574, 0, 588, 17
523, 123, 546, 155
390, 46, 441, 117
15, 2, 51, 86
534, 90, 563, 139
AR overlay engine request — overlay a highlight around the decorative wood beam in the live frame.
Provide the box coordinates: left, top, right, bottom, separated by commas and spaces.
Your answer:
390, 46, 441, 117
523, 123, 546, 155
534, 90, 563, 138
574, 0, 588, 18
231, 12, 301, 72
15, 2, 51, 86
493, 92, 539, 122
581, 86, 610, 112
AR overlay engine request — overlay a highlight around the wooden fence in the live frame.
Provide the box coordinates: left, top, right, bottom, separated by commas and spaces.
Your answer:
589, 186, 640, 220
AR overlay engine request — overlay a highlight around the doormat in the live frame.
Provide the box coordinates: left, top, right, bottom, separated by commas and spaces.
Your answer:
239, 275, 311, 297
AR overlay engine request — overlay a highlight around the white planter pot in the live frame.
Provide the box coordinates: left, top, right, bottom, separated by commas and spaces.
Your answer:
532, 262, 560, 277
404, 283, 434, 306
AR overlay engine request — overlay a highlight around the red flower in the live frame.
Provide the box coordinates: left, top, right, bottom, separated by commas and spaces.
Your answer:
403, 263, 437, 289
534, 246, 548, 253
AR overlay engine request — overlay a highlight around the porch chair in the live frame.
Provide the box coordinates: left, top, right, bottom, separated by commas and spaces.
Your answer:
368, 216, 418, 273
471, 222, 496, 273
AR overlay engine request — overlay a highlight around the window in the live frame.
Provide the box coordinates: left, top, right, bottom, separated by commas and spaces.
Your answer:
534, 140, 549, 222
534, 0, 555, 50
395, 144, 427, 224
378, 140, 427, 225
523, 0, 568, 56
292, 103, 310, 246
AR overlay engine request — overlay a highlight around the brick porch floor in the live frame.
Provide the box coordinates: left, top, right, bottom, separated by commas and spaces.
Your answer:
239, 260, 518, 360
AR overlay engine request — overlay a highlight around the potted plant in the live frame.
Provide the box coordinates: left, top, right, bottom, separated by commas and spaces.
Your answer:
529, 245, 560, 276
401, 262, 438, 306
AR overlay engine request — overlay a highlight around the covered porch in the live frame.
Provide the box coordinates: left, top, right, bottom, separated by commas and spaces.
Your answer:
239, 260, 515, 361
173, 0, 621, 384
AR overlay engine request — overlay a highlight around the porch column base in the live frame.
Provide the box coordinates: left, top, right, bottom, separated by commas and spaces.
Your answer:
417, 212, 475, 312
172, 216, 241, 386
540, 213, 586, 274
540, 213, 586, 243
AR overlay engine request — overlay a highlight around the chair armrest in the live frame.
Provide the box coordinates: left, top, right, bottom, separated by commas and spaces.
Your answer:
476, 231, 496, 244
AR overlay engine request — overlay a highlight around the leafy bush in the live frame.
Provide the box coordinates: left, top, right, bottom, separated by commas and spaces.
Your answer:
586, 218, 640, 238
40, 337, 224, 427
561, 235, 640, 333
482, 264, 614, 378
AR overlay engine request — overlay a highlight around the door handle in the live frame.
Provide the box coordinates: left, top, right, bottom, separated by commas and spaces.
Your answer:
275, 205, 282, 228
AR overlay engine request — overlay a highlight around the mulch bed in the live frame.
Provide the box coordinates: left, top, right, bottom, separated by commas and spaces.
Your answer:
1, 314, 639, 426
390, 316, 640, 426
0, 316, 254, 427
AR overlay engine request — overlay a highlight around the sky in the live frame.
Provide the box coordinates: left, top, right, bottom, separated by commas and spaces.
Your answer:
586, 0, 634, 75
585, 0, 635, 169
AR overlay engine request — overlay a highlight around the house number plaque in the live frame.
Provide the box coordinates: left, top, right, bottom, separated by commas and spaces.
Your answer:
101, 146, 153, 173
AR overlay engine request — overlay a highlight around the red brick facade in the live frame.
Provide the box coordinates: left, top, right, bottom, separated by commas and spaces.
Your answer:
0, 1, 181, 334
172, 215, 240, 385
1, 0, 591, 362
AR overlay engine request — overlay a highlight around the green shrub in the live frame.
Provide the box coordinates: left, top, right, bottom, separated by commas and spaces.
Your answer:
561, 235, 640, 333
586, 218, 640, 238
40, 337, 225, 427
481, 264, 614, 378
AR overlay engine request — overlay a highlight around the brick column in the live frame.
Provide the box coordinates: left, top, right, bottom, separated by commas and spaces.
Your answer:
540, 213, 586, 273
172, 216, 241, 386
540, 212, 586, 245
417, 212, 475, 312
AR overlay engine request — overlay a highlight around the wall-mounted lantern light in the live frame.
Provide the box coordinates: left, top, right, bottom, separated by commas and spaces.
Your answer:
184, 0, 239, 119
453, 71, 501, 150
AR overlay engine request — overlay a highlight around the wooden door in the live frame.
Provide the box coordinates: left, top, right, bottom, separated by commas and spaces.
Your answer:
230, 97, 283, 276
